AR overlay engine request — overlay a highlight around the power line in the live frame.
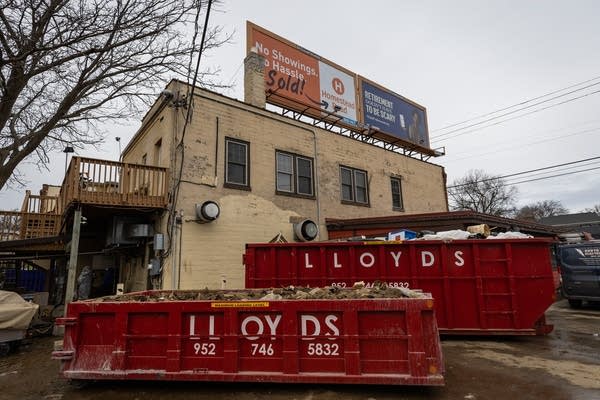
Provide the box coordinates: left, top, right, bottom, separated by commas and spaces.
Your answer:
431, 74, 600, 133
506, 166, 600, 186
443, 126, 600, 163
432, 82, 600, 140
225, 60, 244, 88
447, 155, 600, 189
165, 0, 213, 259
432, 88, 600, 143
504, 160, 600, 181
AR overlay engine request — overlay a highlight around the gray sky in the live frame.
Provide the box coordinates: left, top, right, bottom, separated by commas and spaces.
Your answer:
2, 0, 599, 213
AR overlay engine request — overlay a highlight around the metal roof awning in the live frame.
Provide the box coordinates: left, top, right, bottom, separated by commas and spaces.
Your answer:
326, 211, 565, 238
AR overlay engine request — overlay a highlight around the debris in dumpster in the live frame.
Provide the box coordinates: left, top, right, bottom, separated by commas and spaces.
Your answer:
96, 282, 428, 303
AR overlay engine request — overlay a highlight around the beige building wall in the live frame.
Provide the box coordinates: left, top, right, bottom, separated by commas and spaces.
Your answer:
123, 80, 447, 290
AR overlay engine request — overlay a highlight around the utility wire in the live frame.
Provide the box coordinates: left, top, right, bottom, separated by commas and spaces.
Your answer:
432, 82, 600, 140
506, 166, 600, 186
443, 126, 600, 163
447, 155, 600, 189
432, 88, 600, 143
504, 160, 600, 181
432, 75, 600, 133
164, 0, 213, 259
225, 60, 244, 88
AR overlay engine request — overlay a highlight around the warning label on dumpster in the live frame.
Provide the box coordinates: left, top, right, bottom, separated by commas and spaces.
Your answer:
211, 301, 270, 308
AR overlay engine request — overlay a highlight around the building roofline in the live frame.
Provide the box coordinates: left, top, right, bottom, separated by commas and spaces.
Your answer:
122, 79, 446, 169
326, 210, 565, 235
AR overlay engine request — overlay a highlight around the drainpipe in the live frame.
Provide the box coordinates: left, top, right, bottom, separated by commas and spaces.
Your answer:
311, 130, 322, 240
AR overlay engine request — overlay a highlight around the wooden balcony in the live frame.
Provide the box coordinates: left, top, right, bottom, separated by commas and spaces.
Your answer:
0, 157, 168, 243
0, 211, 61, 241
58, 156, 169, 213
20, 190, 59, 214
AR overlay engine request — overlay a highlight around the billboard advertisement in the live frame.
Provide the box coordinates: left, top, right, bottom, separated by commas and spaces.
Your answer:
247, 22, 358, 126
360, 78, 429, 148
246, 22, 431, 152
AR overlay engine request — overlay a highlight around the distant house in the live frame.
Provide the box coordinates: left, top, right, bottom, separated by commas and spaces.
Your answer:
539, 212, 600, 239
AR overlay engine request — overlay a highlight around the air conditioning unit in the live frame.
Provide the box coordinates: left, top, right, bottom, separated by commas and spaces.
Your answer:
293, 219, 319, 242
106, 216, 138, 246
106, 217, 153, 246
127, 224, 154, 238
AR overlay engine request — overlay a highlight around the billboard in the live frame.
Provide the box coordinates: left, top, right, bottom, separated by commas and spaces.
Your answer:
247, 22, 358, 127
246, 22, 431, 153
359, 78, 429, 148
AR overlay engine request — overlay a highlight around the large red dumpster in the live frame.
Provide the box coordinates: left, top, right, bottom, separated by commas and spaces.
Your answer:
53, 289, 444, 386
244, 239, 556, 335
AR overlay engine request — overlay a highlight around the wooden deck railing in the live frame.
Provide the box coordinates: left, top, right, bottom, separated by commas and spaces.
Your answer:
58, 156, 169, 213
0, 157, 168, 241
0, 211, 61, 240
20, 190, 59, 213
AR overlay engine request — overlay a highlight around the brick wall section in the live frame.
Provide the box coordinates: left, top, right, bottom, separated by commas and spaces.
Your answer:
123, 80, 447, 290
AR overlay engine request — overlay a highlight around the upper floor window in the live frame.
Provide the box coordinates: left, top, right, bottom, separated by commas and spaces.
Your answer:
225, 137, 250, 189
390, 177, 404, 210
154, 138, 162, 166
276, 151, 314, 197
340, 166, 369, 205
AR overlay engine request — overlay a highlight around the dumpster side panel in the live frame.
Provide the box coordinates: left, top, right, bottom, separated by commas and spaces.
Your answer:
55, 296, 444, 386
244, 240, 555, 335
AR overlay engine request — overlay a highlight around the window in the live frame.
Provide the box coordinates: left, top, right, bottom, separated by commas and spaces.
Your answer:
276, 151, 314, 197
153, 138, 162, 166
340, 166, 369, 205
390, 177, 404, 210
225, 138, 250, 189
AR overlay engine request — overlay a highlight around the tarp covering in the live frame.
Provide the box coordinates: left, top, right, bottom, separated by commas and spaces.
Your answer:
0, 290, 38, 330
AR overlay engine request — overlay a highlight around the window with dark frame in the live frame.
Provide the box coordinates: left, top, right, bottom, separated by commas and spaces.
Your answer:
276, 151, 314, 197
340, 166, 369, 205
390, 177, 404, 210
225, 138, 250, 189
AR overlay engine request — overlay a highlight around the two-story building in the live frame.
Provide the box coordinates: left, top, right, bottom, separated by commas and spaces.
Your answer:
121, 51, 448, 290
0, 51, 448, 301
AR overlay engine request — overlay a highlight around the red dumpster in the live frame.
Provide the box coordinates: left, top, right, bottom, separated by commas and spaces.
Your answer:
53, 289, 444, 386
244, 239, 556, 335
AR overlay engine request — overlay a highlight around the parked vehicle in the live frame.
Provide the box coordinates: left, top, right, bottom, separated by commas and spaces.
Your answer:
557, 242, 600, 307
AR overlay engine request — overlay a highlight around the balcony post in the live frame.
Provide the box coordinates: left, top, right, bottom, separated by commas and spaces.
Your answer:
64, 208, 82, 313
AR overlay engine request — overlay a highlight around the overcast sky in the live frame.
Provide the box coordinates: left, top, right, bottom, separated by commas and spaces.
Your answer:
2, 0, 599, 213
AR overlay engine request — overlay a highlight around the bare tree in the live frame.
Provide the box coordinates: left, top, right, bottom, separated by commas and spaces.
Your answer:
448, 169, 518, 216
515, 200, 568, 221
582, 204, 600, 214
0, 0, 230, 190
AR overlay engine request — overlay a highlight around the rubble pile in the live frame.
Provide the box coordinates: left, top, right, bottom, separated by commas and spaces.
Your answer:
97, 281, 427, 303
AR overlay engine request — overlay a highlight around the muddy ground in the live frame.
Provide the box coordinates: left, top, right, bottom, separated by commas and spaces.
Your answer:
1, 299, 599, 400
